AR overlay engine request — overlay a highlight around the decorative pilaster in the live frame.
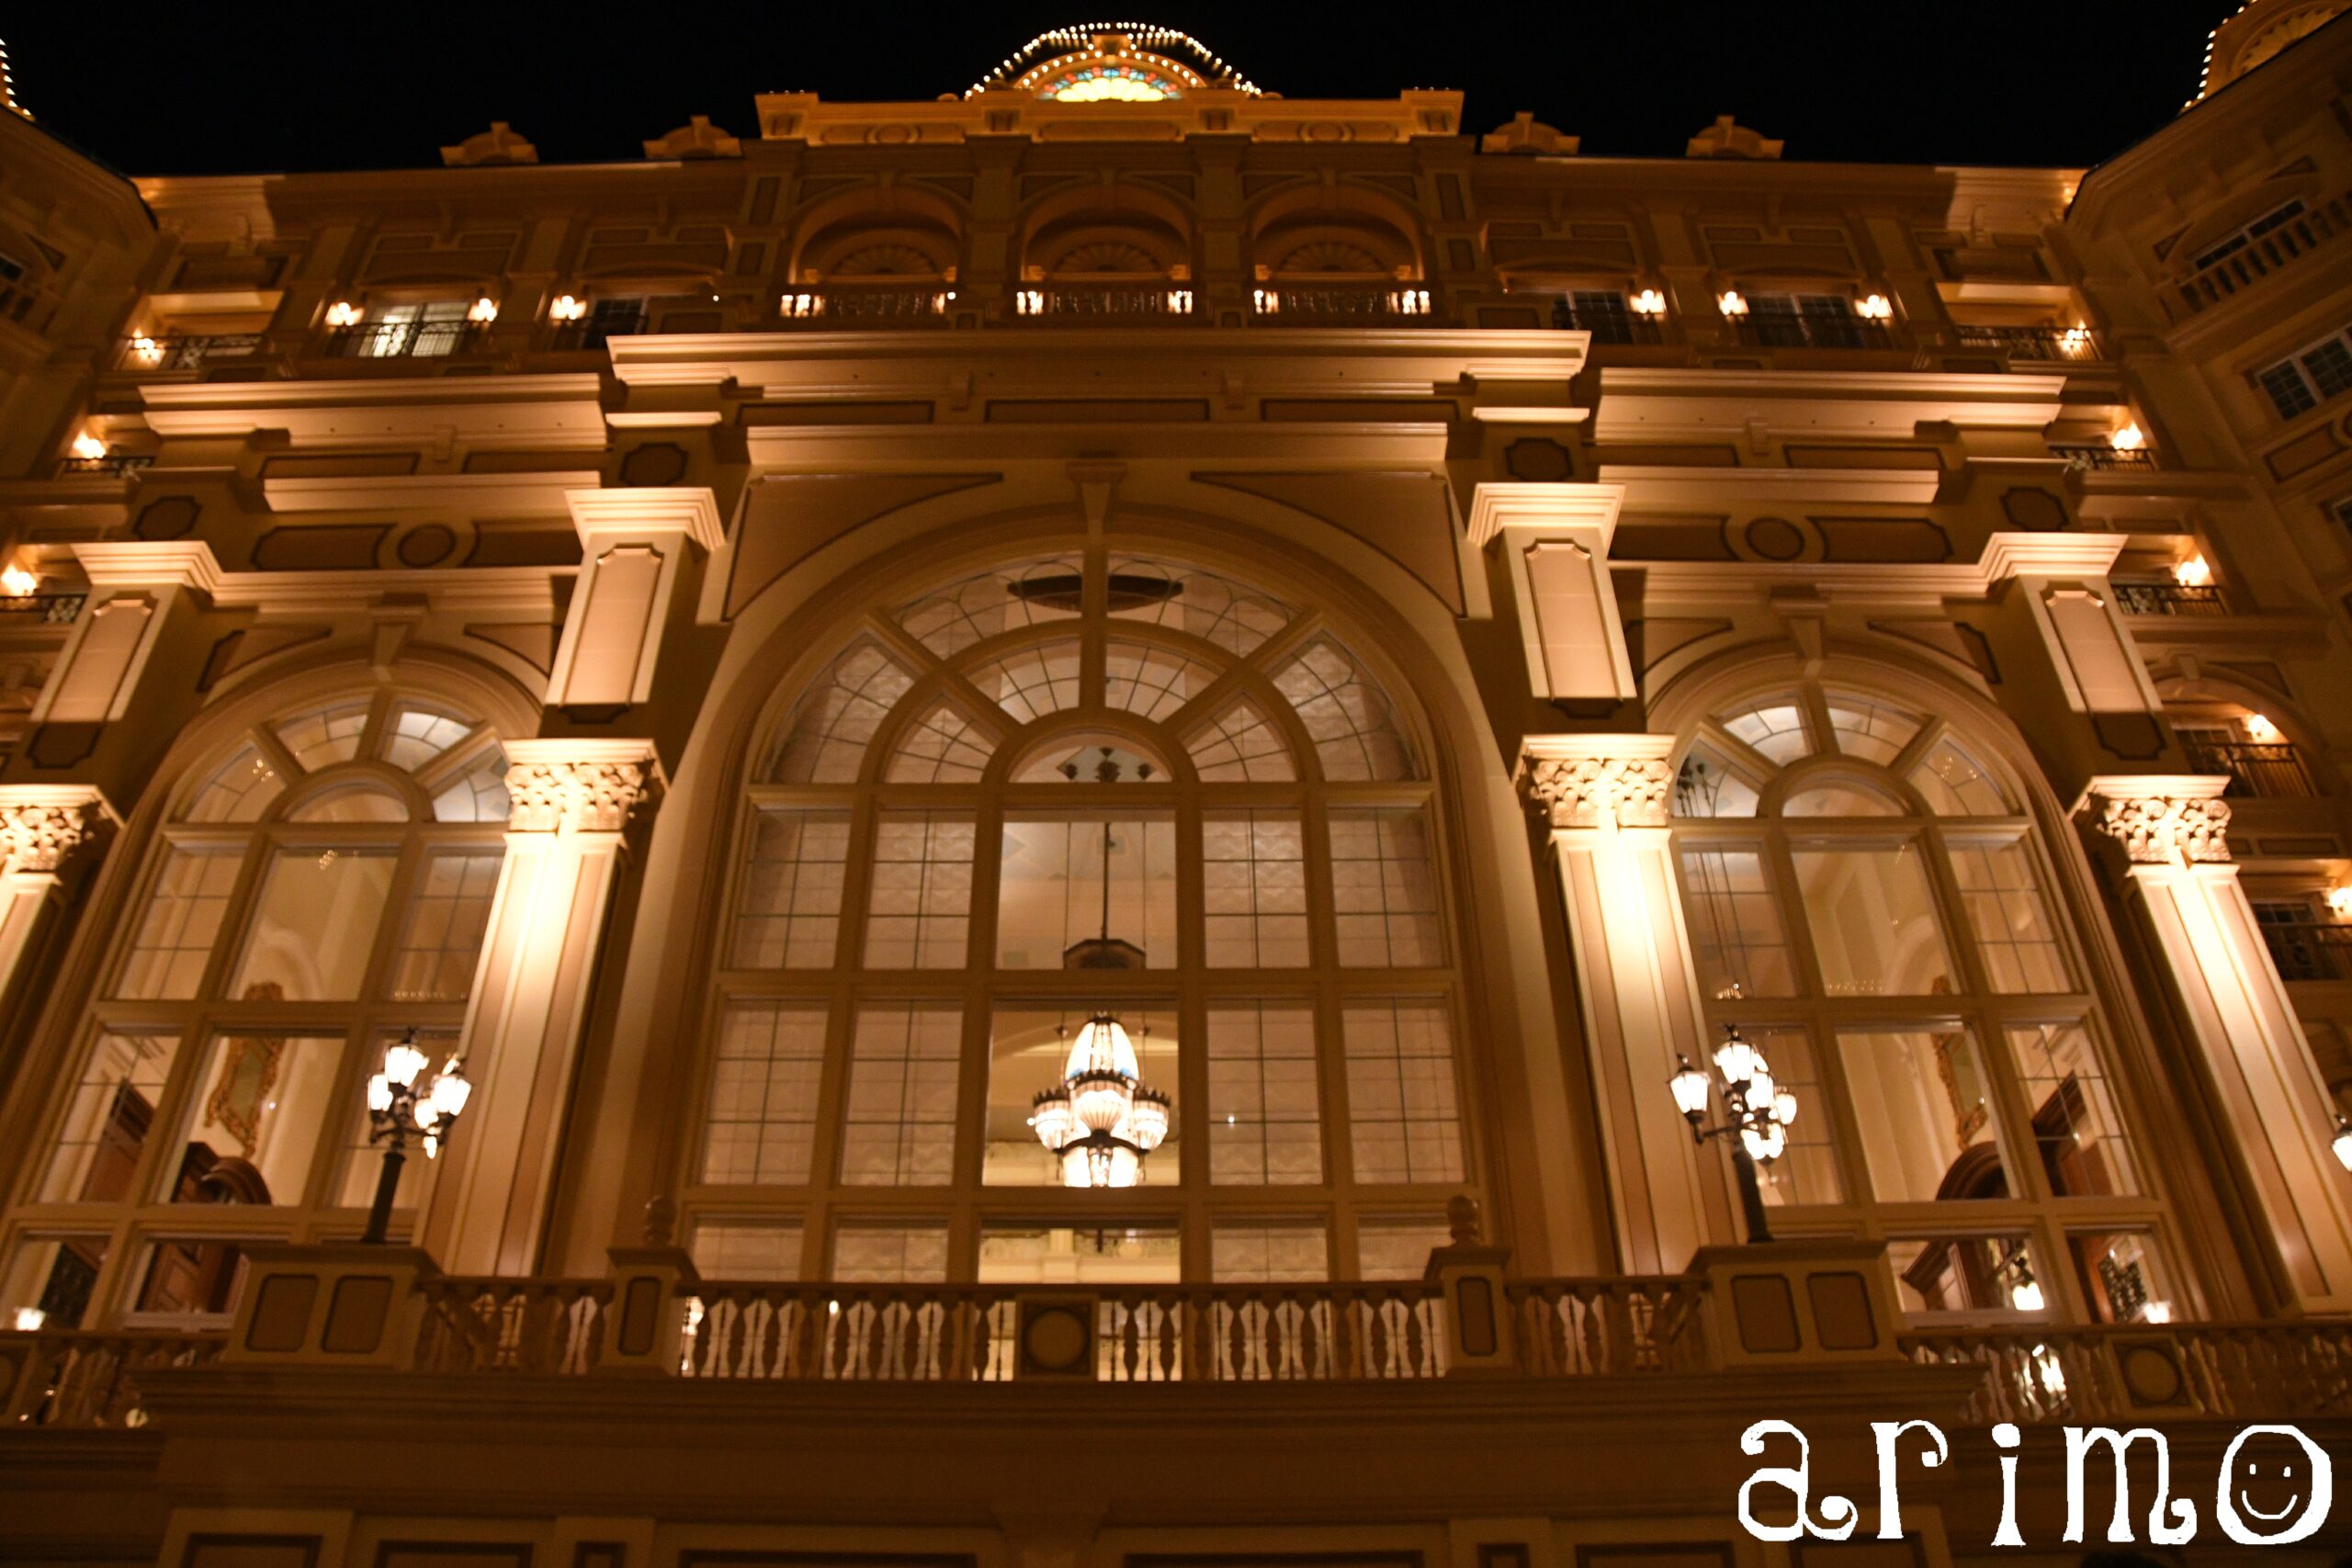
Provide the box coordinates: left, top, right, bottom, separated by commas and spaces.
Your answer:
0, 785, 112, 1041
1468, 483, 1637, 703
1521, 735, 1723, 1272
437, 740, 661, 1275
2081, 774, 2352, 1313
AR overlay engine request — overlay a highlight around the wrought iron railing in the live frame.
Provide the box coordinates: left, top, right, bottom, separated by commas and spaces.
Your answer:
1253, 287, 1437, 323
0, 1330, 221, 1427
2051, 443, 2157, 471
1951, 323, 2106, 362
1904, 1321, 2352, 1424
56, 454, 154, 479
0, 591, 86, 624
413, 1275, 611, 1374
2114, 582, 2227, 616
2176, 194, 2352, 316
115, 333, 266, 371
323, 321, 489, 359
778, 288, 953, 326
2178, 736, 2319, 798
2258, 919, 2352, 983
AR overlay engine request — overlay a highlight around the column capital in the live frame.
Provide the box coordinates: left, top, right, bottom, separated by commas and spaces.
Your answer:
1519, 734, 1676, 830
2076, 774, 2233, 866
503, 739, 662, 834
565, 487, 723, 551
0, 785, 115, 875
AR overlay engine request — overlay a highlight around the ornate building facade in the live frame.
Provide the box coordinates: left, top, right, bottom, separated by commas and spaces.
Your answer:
4, 10, 2352, 1566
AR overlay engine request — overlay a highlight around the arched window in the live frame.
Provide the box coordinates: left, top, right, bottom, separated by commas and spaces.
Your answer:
1671, 681, 2179, 1325
691, 548, 1476, 1287
0, 685, 511, 1331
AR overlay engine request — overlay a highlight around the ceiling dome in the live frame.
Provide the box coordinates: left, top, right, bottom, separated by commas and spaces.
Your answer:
967, 23, 1264, 102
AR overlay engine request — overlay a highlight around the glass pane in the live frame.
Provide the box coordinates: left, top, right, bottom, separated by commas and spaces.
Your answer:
884, 704, 995, 784
966, 639, 1082, 725
1204, 811, 1309, 967
831, 1221, 949, 1281
227, 849, 396, 1000
1355, 1214, 1453, 1280
1207, 1001, 1322, 1184
986, 1003, 1178, 1186
894, 554, 1083, 659
1341, 1000, 1464, 1185
702, 1002, 829, 1185
38, 1031, 181, 1202
732, 809, 850, 968
1329, 808, 1442, 967
1740, 1027, 1840, 1206
183, 740, 284, 822
1213, 1224, 1330, 1282
1722, 697, 1813, 765
1186, 699, 1295, 782
0, 1235, 109, 1329
1104, 553, 1293, 656
1678, 847, 1796, 1000
112, 846, 240, 999
995, 816, 1177, 969
1674, 743, 1761, 818
430, 748, 512, 823
164, 1033, 343, 1207
689, 1218, 804, 1281
1949, 840, 2073, 993
1792, 840, 1953, 995
287, 783, 409, 823
2070, 1230, 2178, 1325
863, 813, 974, 969
128, 1237, 250, 1321
1781, 781, 1904, 817
388, 850, 502, 1000
273, 700, 370, 773
1270, 638, 1417, 781
1889, 1234, 2040, 1315
2007, 1021, 2138, 1197
763, 639, 914, 784
1837, 1027, 2006, 1202
1910, 736, 2011, 815
379, 703, 479, 772
1104, 640, 1216, 721
838, 1004, 962, 1185
978, 1224, 1181, 1284
1825, 694, 1923, 765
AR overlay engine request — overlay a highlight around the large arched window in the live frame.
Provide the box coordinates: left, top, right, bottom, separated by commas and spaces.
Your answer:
0, 684, 512, 1331
690, 548, 1478, 1287
1671, 681, 2179, 1325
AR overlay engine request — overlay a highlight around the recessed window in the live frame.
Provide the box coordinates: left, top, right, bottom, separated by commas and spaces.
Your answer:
2254, 323, 2352, 421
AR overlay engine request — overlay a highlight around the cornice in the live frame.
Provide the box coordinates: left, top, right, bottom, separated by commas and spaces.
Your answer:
71, 540, 222, 594
206, 567, 565, 615
262, 470, 603, 514
1599, 466, 1942, 509
1633, 530, 2123, 609
568, 487, 725, 551
143, 374, 606, 450
742, 421, 1451, 467
1592, 367, 2064, 445
1464, 482, 1623, 549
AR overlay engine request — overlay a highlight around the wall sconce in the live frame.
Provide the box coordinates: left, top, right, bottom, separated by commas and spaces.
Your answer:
1716, 290, 1748, 320
1855, 292, 1894, 321
323, 300, 363, 328
2326, 885, 2352, 919
1166, 289, 1193, 314
69, 431, 106, 461
467, 296, 499, 325
1629, 287, 1668, 318
0, 564, 35, 597
2172, 554, 2211, 587
548, 294, 587, 322
130, 333, 164, 364
2112, 421, 2146, 450
2244, 713, 2282, 742
2060, 323, 2093, 355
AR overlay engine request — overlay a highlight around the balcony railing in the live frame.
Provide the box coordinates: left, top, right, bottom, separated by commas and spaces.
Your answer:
1951, 323, 2105, 363
1905, 1321, 2352, 1424
56, 453, 154, 479
2258, 919, 2352, 983
2114, 582, 2227, 616
2051, 443, 2157, 471
1016, 288, 1193, 321
1, 1330, 222, 1428
2176, 192, 2352, 316
2178, 736, 2319, 798
1253, 287, 1436, 324
324, 321, 489, 359
778, 288, 953, 326
1733, 317, 1895, 351
1549, 299, 1664, 345
115, 333, 266, 372
0, 591, 85, 625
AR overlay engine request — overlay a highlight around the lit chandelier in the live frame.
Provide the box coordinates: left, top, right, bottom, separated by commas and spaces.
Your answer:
1028, 751, 1171, 1188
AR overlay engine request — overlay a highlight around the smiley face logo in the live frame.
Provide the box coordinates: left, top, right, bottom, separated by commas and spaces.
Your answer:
2216, 1425, 2332, 1544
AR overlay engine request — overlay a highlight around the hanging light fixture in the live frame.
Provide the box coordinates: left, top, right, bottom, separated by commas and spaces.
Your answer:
1028, 751, 1171, 1188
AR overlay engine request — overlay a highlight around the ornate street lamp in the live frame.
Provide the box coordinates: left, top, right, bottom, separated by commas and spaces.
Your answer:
1668, 1023, 1799, 1244
2333, 1112, 2352, 1173
359, 1031, 472, 1245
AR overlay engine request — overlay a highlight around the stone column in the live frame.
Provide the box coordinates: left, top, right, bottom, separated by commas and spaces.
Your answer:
2084, 775, 2352, 1314
437, 740, 660, 1276
0, 787, 110, 1051
1521, 735, 1724, 1273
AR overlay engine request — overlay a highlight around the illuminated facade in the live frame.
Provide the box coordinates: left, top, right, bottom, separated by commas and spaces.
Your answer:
3, 11, 2352, 1566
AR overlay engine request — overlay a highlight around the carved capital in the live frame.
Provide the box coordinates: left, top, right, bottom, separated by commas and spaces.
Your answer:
1521, 753, 1675, 829
503, 743, 661, 834
0, 790, 111, 875
2080, 776, 2233, 866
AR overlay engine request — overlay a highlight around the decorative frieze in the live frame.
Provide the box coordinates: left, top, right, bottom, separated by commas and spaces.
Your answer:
0, 789, 110, 875
503, 745, 661, 834
2081, 776, 2233, 865
1520, 740, 1676, 830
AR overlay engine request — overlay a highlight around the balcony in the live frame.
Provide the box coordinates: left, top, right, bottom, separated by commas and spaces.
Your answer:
1904, 1320, 2352, 1423
2258, 917, 2352, 983
1549, 297, 1663, 345
1732, 316, 1895, 352
2175, 192, 2352, 317
1015, 287, 1193, 321
0, 591, 85, 625
2179, 735, 2319, 798
2050, 443, 2157, 471
323, 321, 490, 359
1253, 287, 1437, 325
1951, 323, 2106, 364
2114, 581, 2227, 616
54, 453, 154, 479
114, 333, 266, 372
778, 287, 954, 327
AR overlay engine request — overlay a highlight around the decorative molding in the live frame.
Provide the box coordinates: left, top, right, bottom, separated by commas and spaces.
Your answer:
2078, 774, 2234, 865
263, 471, 603, 514
1593, 367, 2064, 445
567, 487, 725, 552
1465, 481, 1623, 550
71, 540, 223, 596
503, 740, 662, 834
1520, 735, 1677, 830
0, 786, 115, 875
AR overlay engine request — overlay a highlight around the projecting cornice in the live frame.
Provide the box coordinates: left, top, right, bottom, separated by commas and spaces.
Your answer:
263, 470, 603, 514
1634, 530, 2124, 610
1592, 368, 2064, 445
1597, 466, 1942, 508
142, 375, 606, 451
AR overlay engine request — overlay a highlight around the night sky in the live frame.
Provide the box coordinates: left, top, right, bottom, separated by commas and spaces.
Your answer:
12, 3, 2245, 178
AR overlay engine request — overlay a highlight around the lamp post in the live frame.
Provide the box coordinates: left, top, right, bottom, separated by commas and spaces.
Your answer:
1668, 1023, 1800, 1245
359, 1031, 472, 1246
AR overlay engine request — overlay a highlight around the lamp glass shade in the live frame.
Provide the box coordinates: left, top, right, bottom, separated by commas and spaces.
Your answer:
1712, 1032, 1758, 1087
383, 1040, 428, 1089
427, 1064, 471, 1120
1772, 1089, 1799, 1126
1747, 1068, 1777, 1109
1668, 1059, 1711, 1117
1071, 1070, 1133, 1134
1066, 1014, 1140, 1081
1032, 1090, 1073, 1151
1128, 1089, 1170, 1151
367, 1073, 392, 1112
2010, 1278, 2045, 1313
